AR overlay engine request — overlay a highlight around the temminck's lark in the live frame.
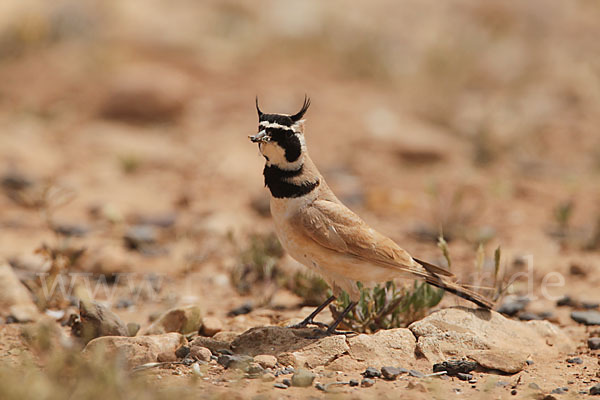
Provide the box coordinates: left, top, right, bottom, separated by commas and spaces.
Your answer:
250, 97, 492, 334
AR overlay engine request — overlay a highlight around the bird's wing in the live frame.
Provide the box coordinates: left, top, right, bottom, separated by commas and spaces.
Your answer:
294, 199, 453, 277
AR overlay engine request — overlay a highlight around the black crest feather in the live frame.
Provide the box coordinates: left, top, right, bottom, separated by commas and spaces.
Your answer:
255, 96, 263, 118
290, 95, 310, 122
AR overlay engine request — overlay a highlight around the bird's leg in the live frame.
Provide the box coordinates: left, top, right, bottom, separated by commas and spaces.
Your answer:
290, 295, 336, 329
325, 301, 357, 335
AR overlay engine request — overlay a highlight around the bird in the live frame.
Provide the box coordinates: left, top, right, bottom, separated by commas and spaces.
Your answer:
249, 96, 493, 334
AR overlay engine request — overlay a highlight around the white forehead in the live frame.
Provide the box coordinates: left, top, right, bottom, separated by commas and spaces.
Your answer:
259, 121, 301, 133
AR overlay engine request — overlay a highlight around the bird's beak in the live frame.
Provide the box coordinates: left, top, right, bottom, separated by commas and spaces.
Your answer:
249, 130, 269, 143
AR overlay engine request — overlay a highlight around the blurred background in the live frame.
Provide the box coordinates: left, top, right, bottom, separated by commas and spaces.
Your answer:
1, 0, 600, 320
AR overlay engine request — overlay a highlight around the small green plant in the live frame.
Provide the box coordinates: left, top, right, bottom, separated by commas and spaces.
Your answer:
118, 154, 142, 174
230, 233, 284, 294
332, 280, 444, 333
553, 200, 574, 237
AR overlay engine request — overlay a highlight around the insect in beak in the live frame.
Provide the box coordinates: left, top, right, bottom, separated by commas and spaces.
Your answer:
249, 130, 270, 143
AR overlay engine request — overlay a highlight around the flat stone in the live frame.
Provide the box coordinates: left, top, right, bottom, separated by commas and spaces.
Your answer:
432, 360, 478, 376
566, 357, 583, 364
254, 354, 277, 369
361, 378, 375, 387
200, 316, 223, 337
381, 366, 403, 380
591, 383, 600, 395
231, 326, 316, 357
189, 345, 212, 361
190, 336, 231, 354
362, 367, 381, 378
157, 350, 177, 362
291, 335, 350, 369
291, 369, 316, 387
82, 333, 185, 368
571, 311, 600, 325
141, 305, 202, 335
457, 373, 473, 381
347, 328, 416, 368
588, 337, 600, 350
273, 383, 288, 389
409, 307, 573, 374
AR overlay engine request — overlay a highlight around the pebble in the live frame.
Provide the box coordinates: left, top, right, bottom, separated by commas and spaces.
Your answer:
511, 389, 517, 395
190, 346, 212, 362
556, 296, 575, 307
291, 369, 316, 387
571, 311, 600, 325
409, 370, 425, 378
315, 383, 325, 391
175, 345, 190, 359
349, 379, 359, 387
157, 351, 177, 363
361, 378, 375, 387
191, 363, 202, 376
591, 383, 600, 395
381, 366, 403, 380
273, 383, 288, 389
217, 354, 253, 370
200, 317, 223, 337
433, 360, 478, 376
124, 225, 158, 250
566, 357, 583, 364
362, 367, 381, 378
551, 387, 568, 394
526, 359, 534, 365
282, 378, 291, 387
127, 322, 140, 337
457, 373, 473, 381
583, 302, 600, 310
246, 362, 264, 377
254, 354, 277, 369
588, 338, 600, 350
261, 373, 276, 382
498, 299, 528, 316
518, 312, 544, 321
529, 383, 541, 390
228, 303, 252, 317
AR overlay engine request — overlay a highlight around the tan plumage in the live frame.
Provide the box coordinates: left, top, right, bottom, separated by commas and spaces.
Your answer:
251, 97, 492, 332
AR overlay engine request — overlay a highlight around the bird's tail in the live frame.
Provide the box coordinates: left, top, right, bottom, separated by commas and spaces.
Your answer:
424, 274, 494, 309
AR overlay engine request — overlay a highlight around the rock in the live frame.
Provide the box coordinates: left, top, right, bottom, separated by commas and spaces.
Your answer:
190, 335, 231, 354
246, 362, 265, 377
231, 326, 316, 357
551, 387, 568, 394
362, 367, 382, 378
282, 378, 291, 387
571, 311, 600, 325
218, 354, 253, 371
557, 296, 575, 307
82, 333, 184, 368
213, 331, 239, 342
127, 322, 140, 337
349, 379, 359, 387
566, 357, 582, 364
261, 372, 276, 382
409, 370, 424, 378
124, 225, 158, 250
406, 381, 428, 392
157, 350, 177, 362
291, 369, 316, 387
498, 300, 527, 317
588, 337, 600, 350
228, 303, 253, 316
277, 352, 297, 367
8, 253, 51, 273
518, 312, 545, 321
100, 63, 190, 123
0, 263, 42, 322
200, 316, 223, 337
457, 373, 473, 381
409, 307, 573, 374
361, 378, 375, 387
74, 300, 128, 344
273, 383, 288, 389
141, 305, 202, 335
346, 328, 416, 368
175, 345, 190, 359
254, 354, 277, 369
432, 360, 478, 376
292, 335, 350, 369
189, 345, 212, 362
591, 383, 600, 395
381, 366, 403, 380
53, 222, 90, 237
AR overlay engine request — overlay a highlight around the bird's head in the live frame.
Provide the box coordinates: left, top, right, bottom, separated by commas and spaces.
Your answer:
250, 96, 310, 170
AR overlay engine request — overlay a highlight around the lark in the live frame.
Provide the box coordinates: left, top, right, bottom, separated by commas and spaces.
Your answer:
250, 97, 492, 334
